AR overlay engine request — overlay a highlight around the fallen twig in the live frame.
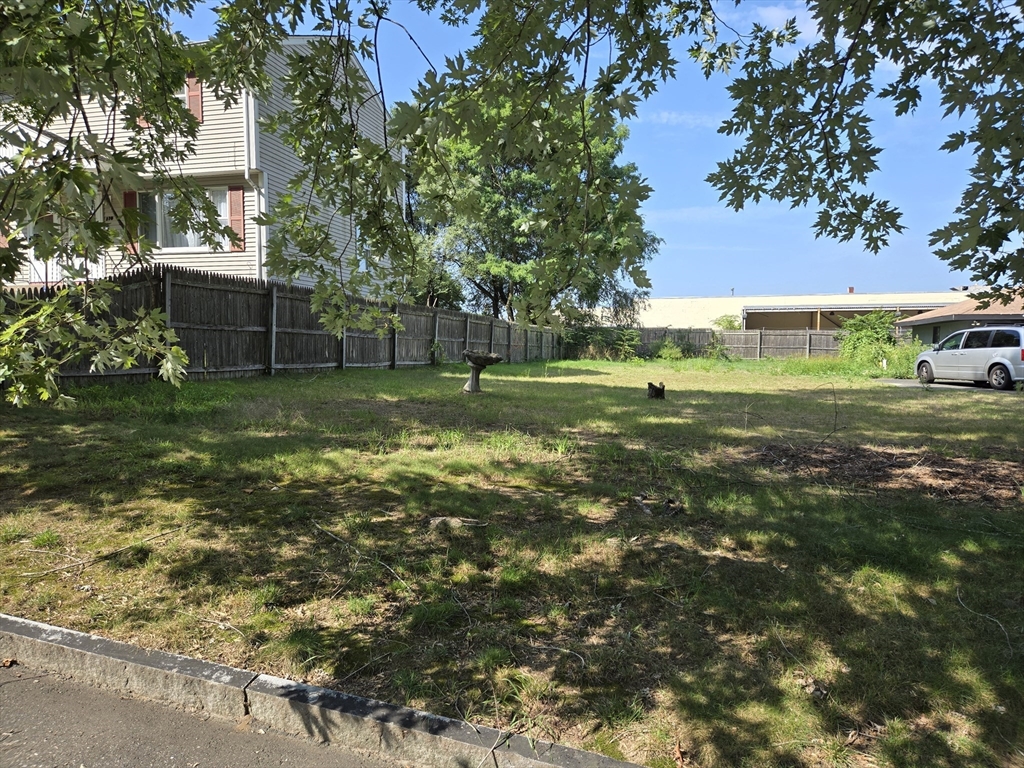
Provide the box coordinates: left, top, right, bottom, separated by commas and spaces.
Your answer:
336, 652, 392, 684
21, 526, 185, 579
172, 610, 247, 643
772, 624, 811, 676
312, 522, 413, 595
530, 642, 586, 667
475, 728, 511, 768
957, 587, 1013, 657
24, 549, 81, 561
811, 383, 841, 451
994, 725, 1024, 758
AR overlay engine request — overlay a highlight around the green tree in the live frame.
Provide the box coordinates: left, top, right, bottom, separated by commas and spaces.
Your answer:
412, 101, 657, 324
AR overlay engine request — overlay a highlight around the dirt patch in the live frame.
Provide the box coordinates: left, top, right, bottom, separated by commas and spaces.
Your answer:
753, 443, 1024, 508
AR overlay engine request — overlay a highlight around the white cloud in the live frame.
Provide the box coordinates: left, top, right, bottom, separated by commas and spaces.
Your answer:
751, 3, 819, 40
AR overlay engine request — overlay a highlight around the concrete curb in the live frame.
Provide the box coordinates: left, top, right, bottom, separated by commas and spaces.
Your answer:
0, 614, 638, 768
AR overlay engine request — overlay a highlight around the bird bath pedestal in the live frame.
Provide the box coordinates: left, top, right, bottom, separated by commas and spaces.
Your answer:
463, 350, 503, 393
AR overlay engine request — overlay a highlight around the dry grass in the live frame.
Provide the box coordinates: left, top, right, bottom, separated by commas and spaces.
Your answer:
1, 360, 1022, 767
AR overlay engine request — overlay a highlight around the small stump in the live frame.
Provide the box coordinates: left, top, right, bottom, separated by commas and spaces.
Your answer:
463, 350, 503, 393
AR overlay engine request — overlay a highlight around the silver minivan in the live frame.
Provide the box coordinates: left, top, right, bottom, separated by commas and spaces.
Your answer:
916, 326, 1024, 389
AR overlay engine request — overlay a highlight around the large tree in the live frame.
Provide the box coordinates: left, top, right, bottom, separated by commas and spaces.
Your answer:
3, 0, 1024, 402
413, 106, 657, 324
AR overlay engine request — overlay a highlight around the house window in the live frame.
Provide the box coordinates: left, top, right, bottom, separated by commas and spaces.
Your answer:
132, 188, 243, 251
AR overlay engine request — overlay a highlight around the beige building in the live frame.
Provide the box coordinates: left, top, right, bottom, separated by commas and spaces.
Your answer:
12, 37, 390, 288
640, 290, 969, 330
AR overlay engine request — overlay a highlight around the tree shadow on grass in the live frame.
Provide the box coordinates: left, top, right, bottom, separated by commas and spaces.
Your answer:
0, 371, 1021, 766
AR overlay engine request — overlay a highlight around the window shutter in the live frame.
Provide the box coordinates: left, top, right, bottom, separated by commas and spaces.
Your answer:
228, 186, 245, 252
186, 73, 203, 123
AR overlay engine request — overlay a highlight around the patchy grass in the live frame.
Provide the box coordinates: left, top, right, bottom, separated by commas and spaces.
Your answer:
1, 360, 1022, 767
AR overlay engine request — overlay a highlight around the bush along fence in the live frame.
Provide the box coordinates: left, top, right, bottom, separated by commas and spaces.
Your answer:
641, 327, 841, 359
6, 266, 562, 384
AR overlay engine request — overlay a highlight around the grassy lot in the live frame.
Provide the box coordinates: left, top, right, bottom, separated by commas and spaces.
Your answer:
1, 359, 1022, 767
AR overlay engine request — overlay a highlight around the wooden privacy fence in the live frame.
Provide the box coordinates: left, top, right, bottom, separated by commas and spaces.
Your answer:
8, 266, 561, 384
641, 327, 840, 359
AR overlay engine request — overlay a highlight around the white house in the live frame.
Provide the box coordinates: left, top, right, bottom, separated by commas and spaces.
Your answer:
10, 37, 391, 288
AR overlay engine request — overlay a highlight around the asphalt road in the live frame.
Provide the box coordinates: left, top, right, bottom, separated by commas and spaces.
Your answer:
0, 664, 402, 768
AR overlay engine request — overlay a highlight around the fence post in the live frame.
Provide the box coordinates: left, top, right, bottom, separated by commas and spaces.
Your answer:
390, 306, 398, 370
163, 269, 172, 327
432, 310, 440, 365
340, 327, 347, 370
464, 314, 471, 352
267, 284, 277, 375
507, 322, 513, 362
756, 329, 763, 360
525, 327, 530, 361
806, 330, 812, 358
489, 319, 494, 353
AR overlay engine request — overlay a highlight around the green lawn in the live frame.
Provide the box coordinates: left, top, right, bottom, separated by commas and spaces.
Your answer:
1, 360, 1022, 767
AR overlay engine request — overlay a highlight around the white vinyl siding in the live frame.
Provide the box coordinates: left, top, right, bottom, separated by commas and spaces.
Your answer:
256, 39, 390, 289
175, 88, 246, 175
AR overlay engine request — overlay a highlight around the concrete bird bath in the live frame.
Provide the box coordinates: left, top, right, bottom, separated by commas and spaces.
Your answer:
462, 350, 503, 393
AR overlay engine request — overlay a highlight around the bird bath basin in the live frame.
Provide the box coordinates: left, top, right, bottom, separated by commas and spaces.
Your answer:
462, 350, 503, 393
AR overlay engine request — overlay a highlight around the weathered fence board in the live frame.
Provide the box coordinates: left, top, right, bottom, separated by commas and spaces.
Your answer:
0, 266, 560, 384
642, 327, 840, 359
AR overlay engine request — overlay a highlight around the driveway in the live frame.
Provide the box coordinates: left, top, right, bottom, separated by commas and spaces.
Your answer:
877, 378, 1019, 392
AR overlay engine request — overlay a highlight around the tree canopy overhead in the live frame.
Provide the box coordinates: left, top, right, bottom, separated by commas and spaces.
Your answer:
3, 0, 1024, 401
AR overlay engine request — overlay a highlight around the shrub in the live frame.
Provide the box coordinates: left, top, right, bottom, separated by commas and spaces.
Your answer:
564, 326, 641, 361
649, 338, 685, 360
836, 311, 898, 363
712, 314, 742, 330
703, 332, 731, 360
882, 339, 929, 378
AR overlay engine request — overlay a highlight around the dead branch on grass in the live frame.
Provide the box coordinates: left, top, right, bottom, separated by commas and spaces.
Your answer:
529, 641, 586, 667
312, 522, 413, 595
21, 526, 186, 579
172, 610, 248, 643
957, 587, 1013, 657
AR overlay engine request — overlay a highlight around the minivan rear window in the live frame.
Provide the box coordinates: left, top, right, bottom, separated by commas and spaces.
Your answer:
991, 329, 1021, 347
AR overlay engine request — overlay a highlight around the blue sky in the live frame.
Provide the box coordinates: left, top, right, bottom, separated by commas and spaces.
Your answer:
175, 1, 973, 298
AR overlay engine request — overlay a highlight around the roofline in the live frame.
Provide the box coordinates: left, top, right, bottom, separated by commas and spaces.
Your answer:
745, 303, 952, 313
897, 311, 1024, 327
647, 290, 975, 301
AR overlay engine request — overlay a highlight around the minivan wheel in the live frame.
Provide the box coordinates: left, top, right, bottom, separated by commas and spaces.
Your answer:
988, 364, 1012, 391
918, 361, 935, 383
